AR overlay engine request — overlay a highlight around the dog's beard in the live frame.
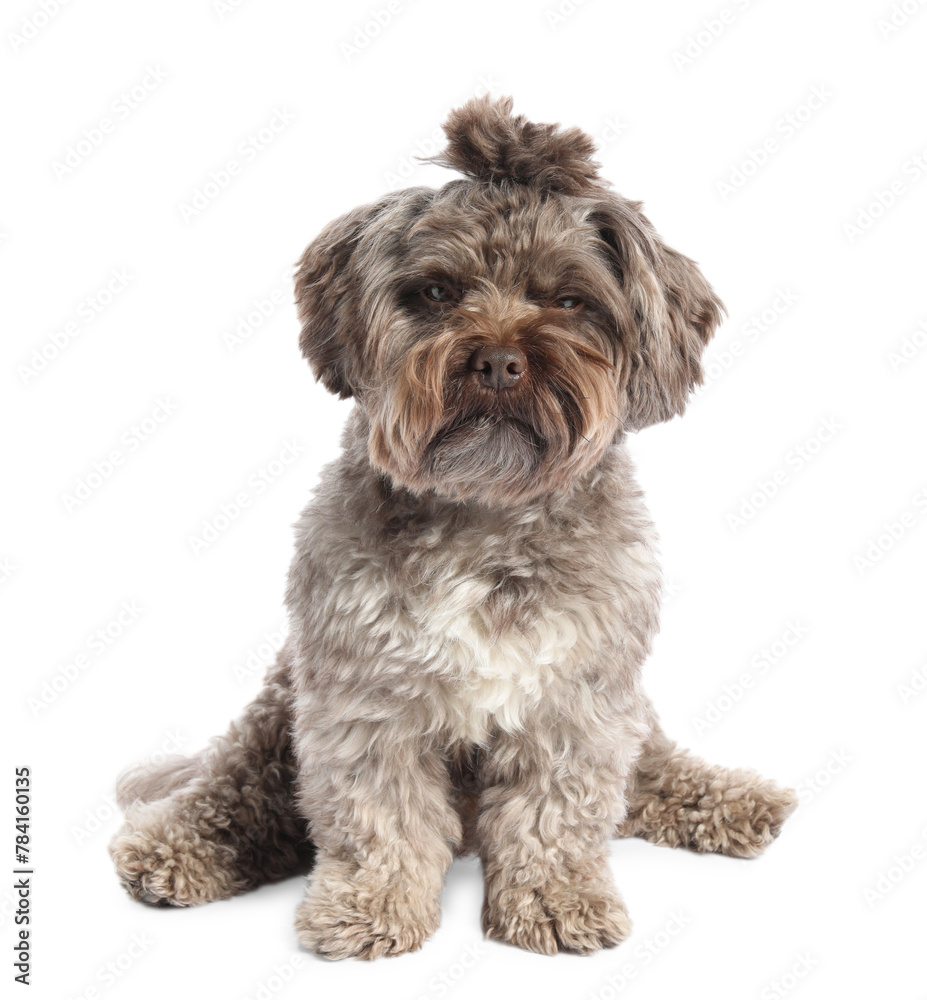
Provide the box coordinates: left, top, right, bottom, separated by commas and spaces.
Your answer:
423, 414, 545, 495
367, 322, 622, 506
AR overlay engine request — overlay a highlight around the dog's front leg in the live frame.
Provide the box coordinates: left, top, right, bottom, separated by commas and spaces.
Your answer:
478, 692, 643, 955
292, 685, 462, 960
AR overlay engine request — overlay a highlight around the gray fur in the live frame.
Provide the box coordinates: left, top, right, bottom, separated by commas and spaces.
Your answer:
110, 97, 795, 958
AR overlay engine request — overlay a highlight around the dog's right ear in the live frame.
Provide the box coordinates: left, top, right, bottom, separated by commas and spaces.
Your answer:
295, 190, 432, 397
294, 202, 381, 399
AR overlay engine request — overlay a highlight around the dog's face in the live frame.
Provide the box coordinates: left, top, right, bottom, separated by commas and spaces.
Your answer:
296, 98, 723, 506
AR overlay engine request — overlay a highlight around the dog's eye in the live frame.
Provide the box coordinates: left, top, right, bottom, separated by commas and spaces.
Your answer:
421, 284, 458, 305
553, 296, 583, 311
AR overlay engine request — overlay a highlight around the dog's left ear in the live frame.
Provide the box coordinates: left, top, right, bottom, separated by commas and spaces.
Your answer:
592, 196, 725, 431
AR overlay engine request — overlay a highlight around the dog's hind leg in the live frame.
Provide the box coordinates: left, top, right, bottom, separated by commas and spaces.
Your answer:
618, 722, 797, 858
110, 643, 312, 906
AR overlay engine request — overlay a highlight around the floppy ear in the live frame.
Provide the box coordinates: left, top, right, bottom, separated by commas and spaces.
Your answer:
295, 189, 433, 397
294, 202, 381, 398
593, 197, 725, 431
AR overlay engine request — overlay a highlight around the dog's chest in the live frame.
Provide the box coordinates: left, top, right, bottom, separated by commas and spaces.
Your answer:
432, 605, 603, 742
396, 540, 625, 743
294, 456, 661, 744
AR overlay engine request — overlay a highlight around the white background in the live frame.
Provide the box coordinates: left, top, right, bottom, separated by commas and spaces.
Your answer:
4, 0, 927, 997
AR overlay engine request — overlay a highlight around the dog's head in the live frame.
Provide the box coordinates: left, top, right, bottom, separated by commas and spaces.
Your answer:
295, 96, 724, 506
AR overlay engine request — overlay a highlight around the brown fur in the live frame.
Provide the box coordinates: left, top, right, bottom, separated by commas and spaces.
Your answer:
430, 94, 607, 195
111, 97, 795, 958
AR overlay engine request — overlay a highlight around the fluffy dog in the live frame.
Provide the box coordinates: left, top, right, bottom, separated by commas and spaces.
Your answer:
110, 97, 796, 959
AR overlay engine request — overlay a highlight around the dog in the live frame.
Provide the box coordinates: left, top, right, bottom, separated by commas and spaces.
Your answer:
110, 96, 796, 959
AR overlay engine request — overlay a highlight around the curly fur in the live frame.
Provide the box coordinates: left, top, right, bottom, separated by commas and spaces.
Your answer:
429, 95, 607, 195
110, 97, 795, 958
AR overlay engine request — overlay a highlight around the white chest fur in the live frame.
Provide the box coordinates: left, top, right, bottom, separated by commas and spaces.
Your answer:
401, 572, 617, 743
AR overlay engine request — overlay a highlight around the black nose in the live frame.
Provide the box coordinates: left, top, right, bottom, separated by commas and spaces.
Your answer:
468, 345, 528, 390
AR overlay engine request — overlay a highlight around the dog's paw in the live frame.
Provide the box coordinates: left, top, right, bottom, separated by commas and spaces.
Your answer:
482, 872, 632, 955
711, 779, 798, 858
109, 825, 241, 907
295, 859, 440, 960
675, 778, 798, 859
622, 759, 799, 860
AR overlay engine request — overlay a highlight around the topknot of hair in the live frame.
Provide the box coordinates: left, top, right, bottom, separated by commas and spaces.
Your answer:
429, 95, 607, 196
